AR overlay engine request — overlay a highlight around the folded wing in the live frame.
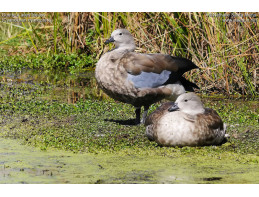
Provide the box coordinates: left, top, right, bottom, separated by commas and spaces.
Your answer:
120, 52, 199, 89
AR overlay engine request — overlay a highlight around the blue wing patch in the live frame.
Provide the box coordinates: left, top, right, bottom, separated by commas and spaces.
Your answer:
127, 70, 171, 88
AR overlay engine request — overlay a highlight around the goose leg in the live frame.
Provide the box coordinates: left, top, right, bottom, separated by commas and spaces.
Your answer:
141, 105, 150, 124
135, 107, 141, 125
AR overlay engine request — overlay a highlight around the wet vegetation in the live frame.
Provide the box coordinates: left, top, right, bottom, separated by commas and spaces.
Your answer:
0, 69, 258, 183
1, 12, 258, 96
0, 69, 258, 155
0, 12, 258, 183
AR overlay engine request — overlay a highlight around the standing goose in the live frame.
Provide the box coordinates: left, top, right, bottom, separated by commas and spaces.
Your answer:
95, 29, 199, 124
145, 93, 227, 146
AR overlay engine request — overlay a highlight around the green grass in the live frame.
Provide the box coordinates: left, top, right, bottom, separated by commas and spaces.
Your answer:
0, 68, 258, 184
1, 12, 258, 96
0, 13, 258, 183
0, 74, 258, 155
0, 53, 96, 74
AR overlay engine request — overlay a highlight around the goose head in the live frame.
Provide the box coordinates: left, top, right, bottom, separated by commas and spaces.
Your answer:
168, 93, 205, 115
105, 29, 136, 51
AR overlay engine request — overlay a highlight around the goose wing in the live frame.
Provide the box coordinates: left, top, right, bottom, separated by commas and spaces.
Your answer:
120, 52, 198, 89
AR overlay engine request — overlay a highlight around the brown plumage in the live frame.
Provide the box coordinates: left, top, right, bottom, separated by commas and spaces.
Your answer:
145, 93, 227, 146
95, 29, 199, 124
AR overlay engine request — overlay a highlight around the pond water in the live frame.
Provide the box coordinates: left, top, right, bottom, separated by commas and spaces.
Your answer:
1, 138, 259, 184
0, 69, 258, 184
0, 69, 94, 104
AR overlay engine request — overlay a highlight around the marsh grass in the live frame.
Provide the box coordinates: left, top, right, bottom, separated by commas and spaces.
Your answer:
0, 12, 258, 96
1, 13, 258, 184
0, 78, 258, 154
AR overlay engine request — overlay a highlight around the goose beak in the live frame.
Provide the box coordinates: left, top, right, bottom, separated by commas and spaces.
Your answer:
168, 103, 179, 112
104, 37, 115, 44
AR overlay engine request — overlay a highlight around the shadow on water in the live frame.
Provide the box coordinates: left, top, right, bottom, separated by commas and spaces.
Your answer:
202, 177, 222, 181
104, 118, 138, 126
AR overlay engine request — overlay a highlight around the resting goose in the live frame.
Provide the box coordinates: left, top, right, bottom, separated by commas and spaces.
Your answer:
145, 93, 227, 146
95, 29, 199, 124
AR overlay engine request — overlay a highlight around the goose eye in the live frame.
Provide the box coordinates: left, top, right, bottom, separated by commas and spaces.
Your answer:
119, 33, 122, 35
184, 99, 188, 102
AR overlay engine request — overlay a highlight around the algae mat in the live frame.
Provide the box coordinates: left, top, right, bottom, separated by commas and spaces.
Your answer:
1, 138, 259, 184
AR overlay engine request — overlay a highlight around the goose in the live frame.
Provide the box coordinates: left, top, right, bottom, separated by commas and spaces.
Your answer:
145, 93, 227, 146
95, 29, 199, 124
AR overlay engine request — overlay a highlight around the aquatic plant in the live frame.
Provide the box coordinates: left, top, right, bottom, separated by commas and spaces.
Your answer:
0, 12, 258, 96
0, 77, 258, 154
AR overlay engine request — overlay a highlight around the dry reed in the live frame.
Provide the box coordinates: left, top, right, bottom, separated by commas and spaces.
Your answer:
0, 12, 258, 96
